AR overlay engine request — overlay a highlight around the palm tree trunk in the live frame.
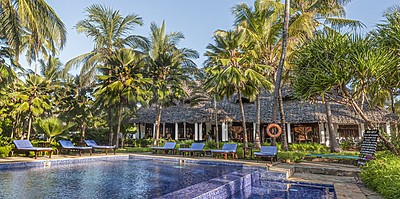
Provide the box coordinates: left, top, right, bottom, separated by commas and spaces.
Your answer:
108, 108, 114, 145
80, 124, 86, 146
390, 92, 395, 114
26, 114, 33, 140
254, 94, 261, 149
278, 90, 289, 151
350, 100, 399, 155
214, 95, 219, 148
238, 91, 248, 147
271, 0, 290, 146
153, 103, 162, 146
116, 102, 124, 148
325, 101, 341, 152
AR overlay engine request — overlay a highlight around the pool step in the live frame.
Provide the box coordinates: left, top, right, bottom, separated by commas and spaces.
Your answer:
157, 168, 260, 199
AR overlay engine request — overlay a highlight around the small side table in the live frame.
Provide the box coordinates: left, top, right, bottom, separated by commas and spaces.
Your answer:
242, 147, 253, 159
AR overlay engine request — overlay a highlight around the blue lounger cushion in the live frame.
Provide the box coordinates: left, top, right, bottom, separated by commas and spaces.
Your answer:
13, 140, 52, 151
59, 140, 92, 150
12, 140, 53, 159
85, 140, 116, 149
254, 146, 278, 156
179, 143, 205, 152
211, 143, 237, 153
151, 142, 176, 150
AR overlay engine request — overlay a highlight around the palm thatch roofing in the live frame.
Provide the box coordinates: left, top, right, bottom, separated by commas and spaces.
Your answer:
130, 90, 399, 124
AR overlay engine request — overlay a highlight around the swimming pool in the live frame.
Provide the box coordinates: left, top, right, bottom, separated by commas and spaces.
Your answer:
0, 156, 336, 199
0, 158, 242, 198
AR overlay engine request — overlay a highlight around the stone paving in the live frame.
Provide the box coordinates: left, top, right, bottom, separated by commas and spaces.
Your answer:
0, 152, 382, 199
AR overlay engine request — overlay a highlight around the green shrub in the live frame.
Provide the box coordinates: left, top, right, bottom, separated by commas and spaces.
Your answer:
204, 140, 217, 149
289, 143, 329, 153
360, 152, 400, 199
0, 136, 12, 147
278, 151, 307, 163
117, 147, 151, 153
0, 146, 12, 157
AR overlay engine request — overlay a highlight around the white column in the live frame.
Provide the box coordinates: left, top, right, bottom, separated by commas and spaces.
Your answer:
359, 123, 365, 139
162, 123, 166, 137
253, 123, 256, 142
333, 124, 339, 140
225, 123, 229, 141
324, 122, 330, 147
199, 123, 203, 141
195, 123, 199, 141
287, 123, 292, 143
318, 122, 325, 144
175, 123, 179, 140
221, 122, 226, 141
153, 123, 156, 137
386, 122, 391, 136
183, 122, 187, 137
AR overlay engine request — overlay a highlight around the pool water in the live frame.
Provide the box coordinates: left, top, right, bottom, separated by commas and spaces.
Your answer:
0, 158, 337, 199
230, 180, 336, 199
0, 159, 241, 199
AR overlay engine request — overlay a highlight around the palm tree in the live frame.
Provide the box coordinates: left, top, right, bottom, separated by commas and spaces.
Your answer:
14, 74, 53, 140
204, 29, 270, 147
95, 48, 151, 147
34, 117, 74, 142
292, 30, 398, 154
232, 0, 281, 149
0, 0, 66, 56
369, 8, 400, 114
39, 56, 66, 82
66, 4, 147, 83
145, 21, 199, 146
66, 5, 147, 144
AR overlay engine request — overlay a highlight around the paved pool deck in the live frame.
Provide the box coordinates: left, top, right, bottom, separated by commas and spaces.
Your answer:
0, 152, 382, 199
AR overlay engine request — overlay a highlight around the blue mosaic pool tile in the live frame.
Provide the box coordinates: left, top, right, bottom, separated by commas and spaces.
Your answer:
0, 155, 129, 171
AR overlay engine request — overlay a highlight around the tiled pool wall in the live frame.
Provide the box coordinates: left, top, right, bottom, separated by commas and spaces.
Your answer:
0, 155, 130, 170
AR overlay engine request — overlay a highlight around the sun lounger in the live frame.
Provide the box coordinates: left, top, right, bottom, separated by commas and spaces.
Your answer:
59, 140, 92, 156
151, 142, 176, 155
12, 140, 53, 159
254, 146, 278, 163
84, 140, 116, 155
211, 143, 238, 160
178, 143, 205, 157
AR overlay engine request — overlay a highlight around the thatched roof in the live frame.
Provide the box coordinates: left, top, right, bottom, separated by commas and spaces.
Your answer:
130, 90, 399, 124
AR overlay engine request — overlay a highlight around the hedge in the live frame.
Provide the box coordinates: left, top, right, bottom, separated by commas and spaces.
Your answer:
360, 152, 400, 199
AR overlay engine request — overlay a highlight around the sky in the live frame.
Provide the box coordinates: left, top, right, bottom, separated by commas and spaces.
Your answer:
35, 0, 399, 74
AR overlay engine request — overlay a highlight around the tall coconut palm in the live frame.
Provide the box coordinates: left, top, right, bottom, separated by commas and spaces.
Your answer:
0, 0, 66, 56
65, 4, 147, 83
232, 0, 281, 149
204, 29, 270, 147
145, 21, 199, 146
95, 48, 151, 147
66, 5, 147, 144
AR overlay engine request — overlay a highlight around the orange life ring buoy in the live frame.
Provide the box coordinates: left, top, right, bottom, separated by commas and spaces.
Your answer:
266, 123, 282, 138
